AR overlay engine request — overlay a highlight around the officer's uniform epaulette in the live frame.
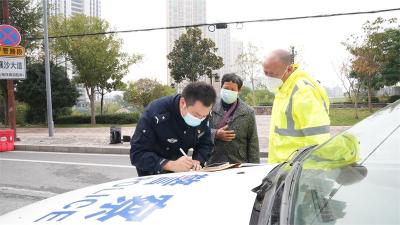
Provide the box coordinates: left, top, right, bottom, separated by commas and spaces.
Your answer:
153, 112, 170, 125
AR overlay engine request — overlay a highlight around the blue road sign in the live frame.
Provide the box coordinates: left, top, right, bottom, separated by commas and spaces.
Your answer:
0, 25, 21, 47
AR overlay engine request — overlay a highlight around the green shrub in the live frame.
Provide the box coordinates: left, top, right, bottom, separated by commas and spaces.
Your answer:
16, 103, 28, 126
258, 102, 273, 106
54, 107, 73, 118
362, 96, 379, 103
26, 108, 45, 124
388, 95, 400, 103
55, 112, 141, 124
371, 97, 380, 103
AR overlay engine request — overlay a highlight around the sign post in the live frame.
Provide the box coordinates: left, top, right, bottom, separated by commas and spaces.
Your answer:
1, 0, 17, 139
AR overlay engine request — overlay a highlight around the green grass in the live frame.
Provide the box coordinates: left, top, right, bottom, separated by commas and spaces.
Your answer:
330, 108, 377, 126
330, 97, 349, 103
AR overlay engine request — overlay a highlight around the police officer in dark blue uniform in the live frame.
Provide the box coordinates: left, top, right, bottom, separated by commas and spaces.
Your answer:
130, 82, 216, 176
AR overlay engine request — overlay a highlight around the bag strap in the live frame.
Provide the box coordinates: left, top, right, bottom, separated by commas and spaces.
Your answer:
218, 100, 238, 129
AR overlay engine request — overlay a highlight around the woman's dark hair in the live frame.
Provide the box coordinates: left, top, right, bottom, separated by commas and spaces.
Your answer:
221, 73, 243, 90
182, 82, 216, 107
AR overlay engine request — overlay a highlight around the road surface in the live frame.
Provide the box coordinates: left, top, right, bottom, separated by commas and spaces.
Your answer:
0, 151, 136, 215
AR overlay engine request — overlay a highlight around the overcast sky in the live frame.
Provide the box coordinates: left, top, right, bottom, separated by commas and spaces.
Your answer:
102, 0, 399, 88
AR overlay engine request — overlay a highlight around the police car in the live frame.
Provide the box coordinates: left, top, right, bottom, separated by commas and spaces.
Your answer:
0, 101, 399, 225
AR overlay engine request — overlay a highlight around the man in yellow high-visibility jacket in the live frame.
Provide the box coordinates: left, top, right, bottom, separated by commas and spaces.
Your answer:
262, 49, 330, 164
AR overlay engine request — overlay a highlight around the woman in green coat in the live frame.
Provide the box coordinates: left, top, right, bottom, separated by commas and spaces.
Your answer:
208, 73, 260, 164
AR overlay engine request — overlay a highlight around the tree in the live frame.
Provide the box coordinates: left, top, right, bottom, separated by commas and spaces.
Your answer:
0, 0, 42, 125
167, 27, 223, 83
236, 43, 262, 106
15, 62, 79, 123
350, 46, 381, 112
239, 86, 274, 106
49, 15, 141, 125
95, 40, 142, 115
123, 79, 176, 108
335, 62, 363, 119
368, 20, 400, 87
344, 17, 399, 112
239, 86, 251, 101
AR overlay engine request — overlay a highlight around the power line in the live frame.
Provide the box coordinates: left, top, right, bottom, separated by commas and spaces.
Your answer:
30, 7, 400, 40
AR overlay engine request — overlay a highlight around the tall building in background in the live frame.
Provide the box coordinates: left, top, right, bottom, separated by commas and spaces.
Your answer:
166, 0, 207, 86
49, 0, 101, 17
49, 0, 101, 109
166, 0, 243, 89
207, 26, 231, 79
86, 0, 101, 17
230, 38, 244, 74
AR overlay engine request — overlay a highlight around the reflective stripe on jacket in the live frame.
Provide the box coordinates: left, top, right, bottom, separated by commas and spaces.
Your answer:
268, 66, 331, 164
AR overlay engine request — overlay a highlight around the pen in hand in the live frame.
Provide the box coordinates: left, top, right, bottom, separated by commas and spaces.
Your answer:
179, 148, 188, 157
179, 148, 193, 171
179, 148, 201, 171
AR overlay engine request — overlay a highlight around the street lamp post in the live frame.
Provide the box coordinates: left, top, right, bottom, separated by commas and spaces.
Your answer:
42, 0, 54, 137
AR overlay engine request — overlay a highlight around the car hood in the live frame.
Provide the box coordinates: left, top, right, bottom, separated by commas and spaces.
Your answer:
0, 165, 276, 225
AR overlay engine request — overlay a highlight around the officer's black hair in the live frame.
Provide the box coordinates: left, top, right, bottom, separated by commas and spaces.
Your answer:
221, 73, 243, 90
182, 82, 216, 107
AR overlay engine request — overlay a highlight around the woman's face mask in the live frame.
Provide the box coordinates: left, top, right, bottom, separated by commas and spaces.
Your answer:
220, 88, 238, 104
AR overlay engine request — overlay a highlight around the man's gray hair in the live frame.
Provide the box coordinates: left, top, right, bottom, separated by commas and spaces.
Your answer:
273, 49, 293, 65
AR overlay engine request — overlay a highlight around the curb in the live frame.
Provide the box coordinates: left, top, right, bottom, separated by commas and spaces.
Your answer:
14, 143, 269, 158
15, 144, 130, 154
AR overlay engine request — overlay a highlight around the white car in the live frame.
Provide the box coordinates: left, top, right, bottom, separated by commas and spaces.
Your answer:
0, 101, 399, 225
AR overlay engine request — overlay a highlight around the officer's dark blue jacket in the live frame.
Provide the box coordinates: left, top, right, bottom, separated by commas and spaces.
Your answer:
130, 94, 213, 176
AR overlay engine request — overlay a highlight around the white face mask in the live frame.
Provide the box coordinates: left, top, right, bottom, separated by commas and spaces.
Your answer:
183, 111, 204, 127
220, 88, 238, 104
265, 66, 288, 93
265, 76, 283, 93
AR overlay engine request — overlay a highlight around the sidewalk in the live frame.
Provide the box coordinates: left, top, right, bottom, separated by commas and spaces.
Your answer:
13, 116, 349, 157
14, 127, 135, 154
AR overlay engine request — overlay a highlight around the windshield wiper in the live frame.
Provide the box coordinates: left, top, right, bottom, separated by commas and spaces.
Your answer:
252, 163, 285, 203
252, 145, 316, 200
250, 163, 287, 225
289, 145, 317, 165
250, 145, 317, 225
279, 161, 302, 225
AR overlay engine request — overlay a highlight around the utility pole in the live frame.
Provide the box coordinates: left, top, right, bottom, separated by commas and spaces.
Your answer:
42, 0, 54, 137
2, 0, 17, 139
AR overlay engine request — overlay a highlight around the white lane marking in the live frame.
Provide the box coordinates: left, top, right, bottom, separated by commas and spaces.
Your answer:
12, 150, 127, 157
0, 186, 57, 198
0, 158, 134, 168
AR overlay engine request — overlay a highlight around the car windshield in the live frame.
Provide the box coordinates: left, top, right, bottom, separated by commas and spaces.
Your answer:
290, 101, 400, 225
